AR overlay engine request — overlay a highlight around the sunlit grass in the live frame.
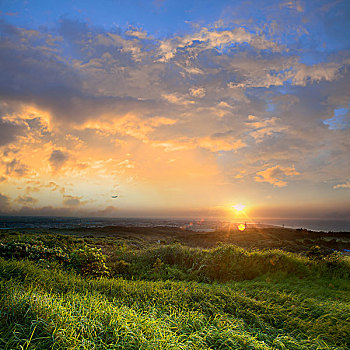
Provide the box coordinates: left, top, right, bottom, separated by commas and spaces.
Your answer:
0, 253, 349, 349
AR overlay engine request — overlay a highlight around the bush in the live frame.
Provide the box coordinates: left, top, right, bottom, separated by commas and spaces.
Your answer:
113, 244, 317, 282
69, 246, 109, 277
306, 245, 331, 260
108, 259, 131, 277
0, 241, 69, 263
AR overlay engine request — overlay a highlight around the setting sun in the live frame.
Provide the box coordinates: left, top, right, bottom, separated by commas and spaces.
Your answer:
233, 204, 246, 212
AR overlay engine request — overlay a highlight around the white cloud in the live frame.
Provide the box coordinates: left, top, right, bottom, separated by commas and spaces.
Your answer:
157, 25, 283, 62
292, 62, 343, 86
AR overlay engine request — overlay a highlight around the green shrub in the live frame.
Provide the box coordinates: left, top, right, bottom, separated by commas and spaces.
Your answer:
108, 259, 131, 277
129, 244, 312, 282
153, 257, 164, 271
0, 241, 69, 263
69, 245, 109, 277
306, 245, 330, 260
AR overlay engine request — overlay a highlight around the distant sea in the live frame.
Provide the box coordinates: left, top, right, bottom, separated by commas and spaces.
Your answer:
0, 216, 349, 232
258, 219, 350, 233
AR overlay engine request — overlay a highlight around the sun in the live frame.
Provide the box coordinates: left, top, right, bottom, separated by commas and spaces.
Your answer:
233, 204, 246, 212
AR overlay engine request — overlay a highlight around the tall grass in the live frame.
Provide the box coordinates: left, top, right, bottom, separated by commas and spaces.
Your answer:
109, 243, 350, 281
0, 258, 349, 349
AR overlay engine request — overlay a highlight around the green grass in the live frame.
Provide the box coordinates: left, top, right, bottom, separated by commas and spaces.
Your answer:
108, 243, 350, 282
0, 257, 349, 349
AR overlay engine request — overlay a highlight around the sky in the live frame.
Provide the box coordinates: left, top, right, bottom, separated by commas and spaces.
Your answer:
0, 0, 349, 219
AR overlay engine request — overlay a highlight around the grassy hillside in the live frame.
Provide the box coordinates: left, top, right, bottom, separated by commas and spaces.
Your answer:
0, 230, 349, 349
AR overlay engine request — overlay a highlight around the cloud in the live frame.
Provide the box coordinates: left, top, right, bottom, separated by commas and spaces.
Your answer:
189, 87, 206, 98
323, 109, 350, 130
292, 62, 346, 86
0, 12, 349, 216
158, 26, 282, 62
0, 19, 158, 126
0, 193, 10, 211
0, 117, 25, 146
280, 0, 304, 12
255, 165, 299, 187
334, 181, 350, 189
49, 150, 69, 170
94, 205, 119, 217
46, 181, 66, 194
4, 159, 29, 177
197, 135, 246, 152
246, 116, 286, 143
162, 93, 194, 106
14, 206, 78, 217
15, 195, 38, 204
63, 195, 81, 207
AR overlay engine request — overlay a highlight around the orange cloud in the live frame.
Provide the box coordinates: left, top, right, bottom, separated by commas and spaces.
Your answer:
197, 136, 246, 152
334, 181, 350, 189
255, 165, 299, 187
246, 116, 286, 143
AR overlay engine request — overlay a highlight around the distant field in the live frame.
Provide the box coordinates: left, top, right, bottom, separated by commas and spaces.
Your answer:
0, 228, 349, 349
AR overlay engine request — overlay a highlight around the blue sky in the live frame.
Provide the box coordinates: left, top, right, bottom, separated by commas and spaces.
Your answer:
0, 0, 349, 218
2, 0, 229, 33
2, 0, 349, 47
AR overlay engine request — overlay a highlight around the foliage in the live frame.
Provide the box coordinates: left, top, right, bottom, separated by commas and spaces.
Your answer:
108, 259, 131, 277
306, 245, 333, 260
0, 241, 69, 263
152, 257, 164, 271
109, 243, 350, 282
69, 245, 109, 277
1, 234, 349, 282
0, 240, 110, 278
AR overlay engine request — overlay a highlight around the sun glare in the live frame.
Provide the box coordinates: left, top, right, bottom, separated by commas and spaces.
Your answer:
238, 223, 246, 231
233, 204, 245, 212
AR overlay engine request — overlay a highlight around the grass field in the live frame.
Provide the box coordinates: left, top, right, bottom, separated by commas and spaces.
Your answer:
0, 229, 349, 349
